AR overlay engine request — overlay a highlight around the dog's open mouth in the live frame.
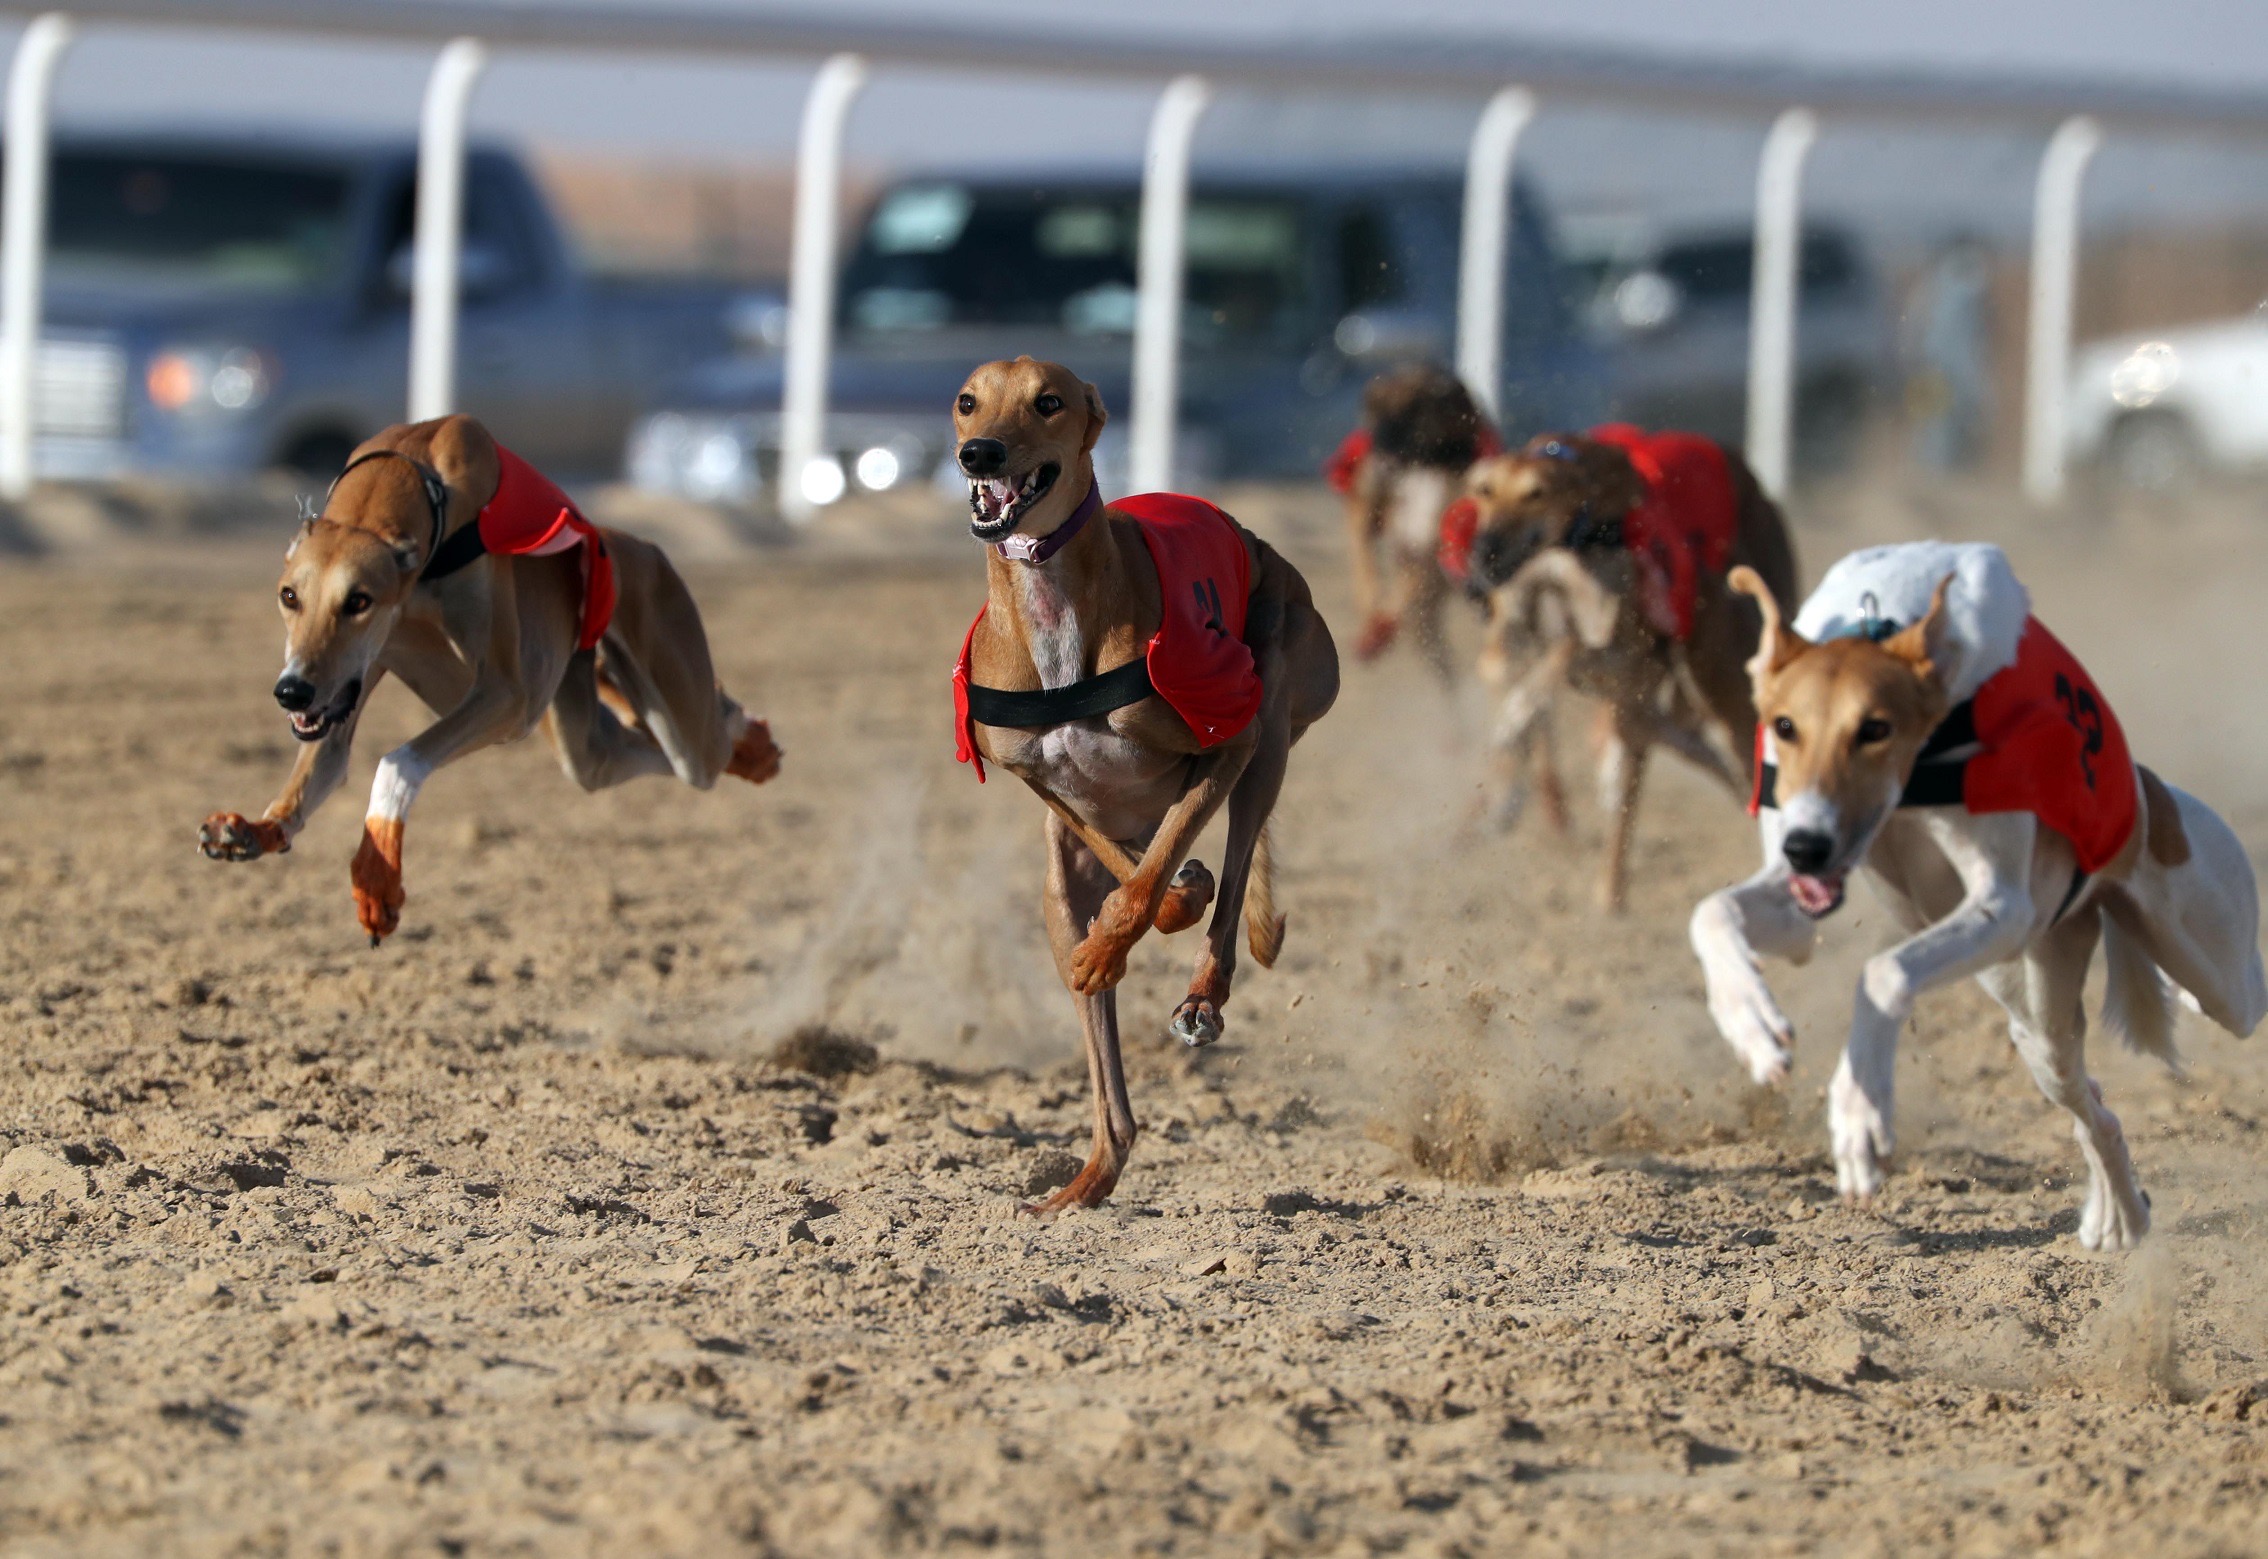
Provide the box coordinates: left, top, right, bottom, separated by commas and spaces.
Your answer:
288, 678, 362, 743
968, 462, 1060, 541
1789, 871, 1846, 919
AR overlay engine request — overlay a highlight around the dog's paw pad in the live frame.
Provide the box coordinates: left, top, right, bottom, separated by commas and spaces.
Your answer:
726, 720, 783, 785
1155, 860, 1215, 934
199, 813, 284, 862
1169, 999, 1222, 1048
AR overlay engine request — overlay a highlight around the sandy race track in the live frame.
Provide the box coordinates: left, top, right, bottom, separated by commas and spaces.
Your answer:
1, 475, 2266, 1556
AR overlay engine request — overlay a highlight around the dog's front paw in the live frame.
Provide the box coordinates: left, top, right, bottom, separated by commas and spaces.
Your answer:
726, 719, 783, 785
199, 812, 289, 862
1353, 612, 1399, 661
350, 820, 406, 945
1707, 970, 1794, 1086
1829, 1072, 1892, 1201
1068, 927, 1134, 995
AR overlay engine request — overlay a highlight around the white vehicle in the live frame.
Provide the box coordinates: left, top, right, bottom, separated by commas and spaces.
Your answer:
2068, 307, 2268, 489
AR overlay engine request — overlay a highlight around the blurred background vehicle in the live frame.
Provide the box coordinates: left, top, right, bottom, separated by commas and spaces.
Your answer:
22, 133, 757, 481
1560, 214, 1890, 473
626, 169, 1602, 507
2066, 307, 2268, 491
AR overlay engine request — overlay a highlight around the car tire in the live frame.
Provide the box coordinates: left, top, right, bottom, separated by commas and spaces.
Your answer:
2105, 410, 2201, 494
278, 429, 360, 480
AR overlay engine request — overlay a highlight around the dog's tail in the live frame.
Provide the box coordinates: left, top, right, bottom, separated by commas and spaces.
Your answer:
1246, 824, 1286, 968
2101, 909, 2181, 1069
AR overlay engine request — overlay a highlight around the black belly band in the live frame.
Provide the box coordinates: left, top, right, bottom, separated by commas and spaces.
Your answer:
964, 657, 1156, 730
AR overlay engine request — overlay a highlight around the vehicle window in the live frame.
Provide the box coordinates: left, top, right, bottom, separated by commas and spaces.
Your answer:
1654, 231, 1861, 304
375, 167, 539, 297
1799, 232, 1859, 294
40, 152, 351, 292
868, 184, 974, 254
1336, 206, 1404, 311
840, 184, 1304, 342
1656, 239, 1751, 302
1184, 200, 1305, 340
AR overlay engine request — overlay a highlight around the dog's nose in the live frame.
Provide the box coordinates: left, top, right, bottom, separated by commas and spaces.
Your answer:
957, 438, 1008, 478
1782, 829, 1835, 875
273, 674, 317, 713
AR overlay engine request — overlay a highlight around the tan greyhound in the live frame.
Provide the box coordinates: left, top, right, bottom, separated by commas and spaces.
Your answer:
951, 357, 1340, 1215
198, 414, 780, 941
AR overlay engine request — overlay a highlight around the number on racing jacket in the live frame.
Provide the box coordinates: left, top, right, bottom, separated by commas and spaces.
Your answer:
1192, 577, 1226, 637
2053, 671, 2105, 791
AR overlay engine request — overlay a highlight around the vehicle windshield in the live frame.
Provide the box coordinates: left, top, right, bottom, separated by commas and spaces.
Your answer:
1655, 231, 1863, 304
42, 151, 353, 293
841, 183, 1307, 343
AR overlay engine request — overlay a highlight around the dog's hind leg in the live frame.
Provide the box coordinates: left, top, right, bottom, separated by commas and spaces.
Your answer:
1978, 913, 2152, 1251
2101, 778, 2268, 1039
1598, 705, 1651, 913
543, 650, 680, 792
590, 533, 780, 789
1170, 731, 1285, 1046
1026, 812, 1137, 1216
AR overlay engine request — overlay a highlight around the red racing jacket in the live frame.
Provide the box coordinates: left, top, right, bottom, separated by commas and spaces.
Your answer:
1587, 423, 1737, 642
954, 493, 1261, 782
479, 444, 617, 651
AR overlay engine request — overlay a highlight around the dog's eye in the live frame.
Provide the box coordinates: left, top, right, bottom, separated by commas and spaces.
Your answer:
1856, 717, 1892, 745
955, 393, 977, 416
1772, 716, 1797, 743
343, 591, 373, 616
1034, 393, 1063, 416
279, 587, 300, 612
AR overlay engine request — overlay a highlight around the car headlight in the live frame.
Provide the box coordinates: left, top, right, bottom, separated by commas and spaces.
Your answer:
2108, 341, 2179, 409
146, 345, 272, 414
627, 412, 763, 504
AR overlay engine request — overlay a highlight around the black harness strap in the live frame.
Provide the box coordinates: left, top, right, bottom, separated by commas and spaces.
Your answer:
964, 659, 1157, 729
422, 513, 490, 581
1564, 506, 1624, 552
965, 564, 1273, 733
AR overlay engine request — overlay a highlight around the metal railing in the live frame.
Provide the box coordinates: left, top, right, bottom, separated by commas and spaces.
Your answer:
6, 1, 2268, 508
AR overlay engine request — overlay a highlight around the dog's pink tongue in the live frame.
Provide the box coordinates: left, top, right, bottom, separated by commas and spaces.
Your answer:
1789, 873, 1844, 916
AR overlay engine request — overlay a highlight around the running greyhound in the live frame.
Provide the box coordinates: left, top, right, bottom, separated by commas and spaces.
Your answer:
199, 414, 780, 942
950, 356, 1340, 1215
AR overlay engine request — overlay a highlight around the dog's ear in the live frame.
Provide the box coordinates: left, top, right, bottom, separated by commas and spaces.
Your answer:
391, 537, 424, 575
1575, 441, 1646, 516
1729, 565, 1807, 682
1882, 572, 1954, 692
1080, 380, 1108, 459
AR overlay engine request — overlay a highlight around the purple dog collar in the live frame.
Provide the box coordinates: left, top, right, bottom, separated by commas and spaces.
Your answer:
997, 481, 1102, 565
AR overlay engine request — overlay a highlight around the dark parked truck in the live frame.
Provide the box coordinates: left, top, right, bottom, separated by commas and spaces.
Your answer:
626, 169, 1604, 506
21, 134, 755, 481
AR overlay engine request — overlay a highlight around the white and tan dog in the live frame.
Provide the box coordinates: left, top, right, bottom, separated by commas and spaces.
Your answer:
1690, 541, 2265, 1249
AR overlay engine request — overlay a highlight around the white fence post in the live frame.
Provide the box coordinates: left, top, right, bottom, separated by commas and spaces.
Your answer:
777, 52, 866, 524
0, 14, 72, 502
1130, 73, 1210, 495
408, 36, 486, 422
1455, 86, 1536, 421
1744, 106, 1817, 501
2022, 115, 2101, 506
